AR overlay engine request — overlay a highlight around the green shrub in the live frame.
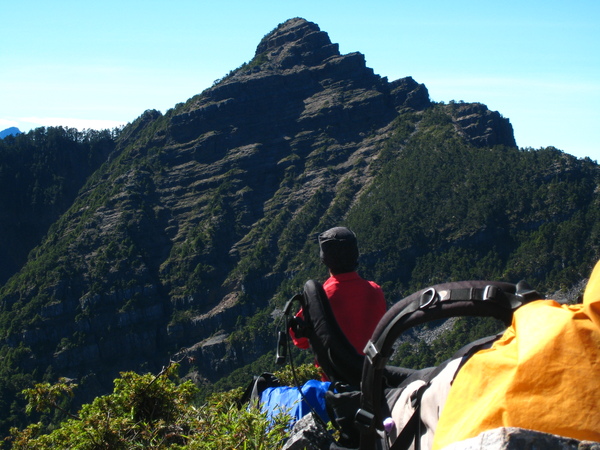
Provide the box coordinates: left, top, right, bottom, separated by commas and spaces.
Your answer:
9, 363, 292, 449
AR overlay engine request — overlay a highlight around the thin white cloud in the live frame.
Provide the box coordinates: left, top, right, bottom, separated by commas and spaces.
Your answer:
0, 119, 20, 129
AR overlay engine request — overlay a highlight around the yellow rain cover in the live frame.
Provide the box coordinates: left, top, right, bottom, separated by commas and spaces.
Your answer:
433, 261, 600, 449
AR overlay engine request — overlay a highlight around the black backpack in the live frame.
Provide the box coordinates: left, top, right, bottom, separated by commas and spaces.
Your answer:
279, 279, 542, 450
279, 279, 414, 387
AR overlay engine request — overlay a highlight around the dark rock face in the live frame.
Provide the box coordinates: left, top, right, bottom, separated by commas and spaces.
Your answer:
449, 102, 516, 148
255, 18, 339, 67
169, 18, 399, 147
390, 76, 431, 110
282, 413, 335, 450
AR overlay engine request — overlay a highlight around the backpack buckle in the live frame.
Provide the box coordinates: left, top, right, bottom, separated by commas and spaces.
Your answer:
364, 340, 387, 369
483, 285, 499, 301
419, 288, 439, 308
355, 408, 376, 431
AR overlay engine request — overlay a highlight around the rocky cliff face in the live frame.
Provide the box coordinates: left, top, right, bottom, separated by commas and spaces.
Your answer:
0, 18, 526, 408
449, 102, 516, 148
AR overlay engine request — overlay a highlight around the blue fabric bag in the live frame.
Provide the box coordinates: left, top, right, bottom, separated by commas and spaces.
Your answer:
260, 379, 331, 425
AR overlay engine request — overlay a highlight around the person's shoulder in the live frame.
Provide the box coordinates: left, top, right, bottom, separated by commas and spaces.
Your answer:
350, 272, 381, 289
366, 279, 382, 290
365, 279, 385, 303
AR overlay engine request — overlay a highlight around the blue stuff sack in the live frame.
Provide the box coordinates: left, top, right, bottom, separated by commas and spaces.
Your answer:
260, 379, 331, 425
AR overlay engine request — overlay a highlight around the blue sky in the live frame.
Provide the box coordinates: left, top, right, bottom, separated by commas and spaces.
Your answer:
1, 0, 599, 160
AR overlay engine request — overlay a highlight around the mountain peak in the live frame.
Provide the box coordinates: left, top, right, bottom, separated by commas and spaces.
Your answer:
254, 18, 340, 69
0, 127, 21, 139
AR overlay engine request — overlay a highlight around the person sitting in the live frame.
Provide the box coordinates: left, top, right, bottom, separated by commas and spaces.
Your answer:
290, 226, 386, 356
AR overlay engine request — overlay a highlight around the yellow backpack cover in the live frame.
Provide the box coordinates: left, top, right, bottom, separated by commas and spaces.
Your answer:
433, 260, 600, 449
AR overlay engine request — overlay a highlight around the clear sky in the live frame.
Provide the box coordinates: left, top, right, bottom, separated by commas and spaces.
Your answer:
2, 0, 599, 160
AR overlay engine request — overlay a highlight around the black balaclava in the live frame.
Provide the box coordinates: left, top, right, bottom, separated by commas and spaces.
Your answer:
318, 227, 359, 274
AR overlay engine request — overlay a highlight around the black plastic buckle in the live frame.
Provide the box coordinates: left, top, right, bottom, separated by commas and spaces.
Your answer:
516, 280, 543, 303
355, 408, 376, 431
275, 331, 287, 365
483, 285, 499, 301
364, 341, 386, 369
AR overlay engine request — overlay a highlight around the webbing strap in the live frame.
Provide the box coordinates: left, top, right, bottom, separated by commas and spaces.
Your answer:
357, 280, 542, 450
389, 402, 421, 450
364, 284, 526, 370
387, 334, 500, 450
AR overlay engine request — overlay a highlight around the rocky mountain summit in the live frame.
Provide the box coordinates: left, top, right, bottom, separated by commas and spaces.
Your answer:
1, 18, 596, 431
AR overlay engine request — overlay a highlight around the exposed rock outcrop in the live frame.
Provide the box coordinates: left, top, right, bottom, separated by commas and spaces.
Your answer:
449, 102, 516, 148
281, 413, 335, 450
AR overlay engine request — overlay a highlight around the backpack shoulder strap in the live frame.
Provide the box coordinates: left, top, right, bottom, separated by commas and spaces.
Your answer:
356, 280, 543, 450
301, 279, 365, 385
387, 333, 501, 450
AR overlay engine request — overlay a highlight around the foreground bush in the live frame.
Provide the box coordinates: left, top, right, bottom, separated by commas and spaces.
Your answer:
8, 363, 294, 449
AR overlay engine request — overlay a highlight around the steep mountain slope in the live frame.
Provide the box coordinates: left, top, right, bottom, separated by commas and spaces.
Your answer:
0, 127, 116, 284
0, 17, 598, 433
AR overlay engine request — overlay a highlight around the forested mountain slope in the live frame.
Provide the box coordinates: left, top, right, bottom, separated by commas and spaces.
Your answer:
0, 18, 598, 434
0, 128, 117, 284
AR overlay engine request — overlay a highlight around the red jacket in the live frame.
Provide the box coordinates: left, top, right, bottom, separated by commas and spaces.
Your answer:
291, 272, 386, 355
